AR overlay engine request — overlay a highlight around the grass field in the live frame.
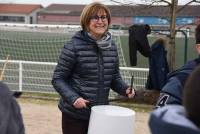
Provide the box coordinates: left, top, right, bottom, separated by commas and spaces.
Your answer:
0, 29, 198, 93
0, 29, 198, 68
120, 36, 198, 68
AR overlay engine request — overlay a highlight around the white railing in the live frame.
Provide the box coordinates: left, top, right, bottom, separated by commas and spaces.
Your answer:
0, 23, 128, 36
0, 60, 149, 94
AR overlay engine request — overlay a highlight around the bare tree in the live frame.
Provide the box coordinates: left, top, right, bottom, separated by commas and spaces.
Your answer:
169, 0, 178, 71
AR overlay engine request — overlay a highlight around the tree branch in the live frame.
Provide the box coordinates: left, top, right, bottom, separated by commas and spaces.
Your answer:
176, 0, 196, 13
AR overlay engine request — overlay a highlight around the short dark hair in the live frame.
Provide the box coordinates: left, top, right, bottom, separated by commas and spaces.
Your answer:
195, 24, 200, 44
183, 65, 200, 127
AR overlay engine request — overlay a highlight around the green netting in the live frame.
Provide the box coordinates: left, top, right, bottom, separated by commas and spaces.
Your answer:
0, 25, 131, 94
0, 30, 70, 62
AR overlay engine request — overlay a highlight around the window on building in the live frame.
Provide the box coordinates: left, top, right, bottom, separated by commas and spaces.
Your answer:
0, 16, 25, 22
30, 16, 33, 24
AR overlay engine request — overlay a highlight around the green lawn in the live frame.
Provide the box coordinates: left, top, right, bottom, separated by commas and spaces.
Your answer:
0, 30, 198, 69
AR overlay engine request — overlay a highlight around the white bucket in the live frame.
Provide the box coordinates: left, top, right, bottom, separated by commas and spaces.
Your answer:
87, 105, 135, 134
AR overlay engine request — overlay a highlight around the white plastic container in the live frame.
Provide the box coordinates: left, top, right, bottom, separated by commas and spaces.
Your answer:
88, 105, 135, 134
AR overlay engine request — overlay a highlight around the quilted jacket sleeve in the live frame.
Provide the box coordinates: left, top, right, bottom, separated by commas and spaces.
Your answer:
52, 41, 80, 105
110, 46, 128, 96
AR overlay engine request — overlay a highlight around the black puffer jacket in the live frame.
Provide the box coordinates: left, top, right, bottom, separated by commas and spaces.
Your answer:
0, 82, 25, 134
52, 31, 128, 120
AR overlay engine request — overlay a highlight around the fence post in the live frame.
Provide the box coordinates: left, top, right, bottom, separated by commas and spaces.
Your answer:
19, 61, 23, 92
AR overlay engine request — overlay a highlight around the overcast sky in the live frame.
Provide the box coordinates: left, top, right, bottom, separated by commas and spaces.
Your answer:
0, 0, 198, 7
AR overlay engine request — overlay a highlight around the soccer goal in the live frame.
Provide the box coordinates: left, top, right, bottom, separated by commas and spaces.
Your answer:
0, 23, 148, 97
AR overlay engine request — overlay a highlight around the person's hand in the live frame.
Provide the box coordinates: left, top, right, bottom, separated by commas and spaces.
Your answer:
73, 97, 89, 109
126, 87, 136, 98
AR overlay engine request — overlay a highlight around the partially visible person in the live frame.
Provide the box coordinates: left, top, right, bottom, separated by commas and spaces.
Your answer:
0, 81, 25, 134
149, 65, 200, 134
52, 2, 135, 134
183, 65, 200, 128
155, 24, 200, 108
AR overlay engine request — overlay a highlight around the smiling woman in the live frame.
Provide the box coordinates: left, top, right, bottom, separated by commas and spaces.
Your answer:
85, 13, 108, 39
80, 2, 111, 39
51, 2, 135, 134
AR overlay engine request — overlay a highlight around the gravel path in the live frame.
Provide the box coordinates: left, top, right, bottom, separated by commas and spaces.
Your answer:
19, 100, 151, 134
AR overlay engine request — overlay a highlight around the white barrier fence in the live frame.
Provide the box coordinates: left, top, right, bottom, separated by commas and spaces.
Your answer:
0, 60, 149, 96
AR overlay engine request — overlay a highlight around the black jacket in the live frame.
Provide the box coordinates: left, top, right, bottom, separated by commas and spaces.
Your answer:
128, 24, 151, 66
0, 82, 25, 134
146, 39, 169, 90
156, 55, 200, 107
52, 31, 128, 120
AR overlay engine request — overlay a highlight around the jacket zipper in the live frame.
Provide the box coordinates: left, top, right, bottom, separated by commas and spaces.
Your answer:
97, 47, 104, 104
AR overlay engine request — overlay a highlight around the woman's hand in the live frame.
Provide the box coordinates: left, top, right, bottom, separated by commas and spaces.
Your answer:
73, 97, 89, 109
126, 87, 136, 98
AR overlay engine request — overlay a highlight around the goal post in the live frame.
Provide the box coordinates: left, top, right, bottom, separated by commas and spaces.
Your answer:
0, 23, 148, 97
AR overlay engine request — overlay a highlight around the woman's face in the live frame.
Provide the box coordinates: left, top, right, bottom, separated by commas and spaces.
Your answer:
88, 9, 109, 40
